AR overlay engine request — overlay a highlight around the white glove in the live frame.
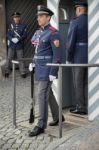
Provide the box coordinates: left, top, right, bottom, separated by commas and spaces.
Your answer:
29, 63, 35, 72
11, 38, 19, 44
66, 61, 70, 64
49, 75, 56, 82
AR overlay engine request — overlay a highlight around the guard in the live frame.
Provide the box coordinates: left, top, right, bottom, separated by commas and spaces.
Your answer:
66, 2, 88, 114
6, 12, 27, 78
29, 5, 62, 137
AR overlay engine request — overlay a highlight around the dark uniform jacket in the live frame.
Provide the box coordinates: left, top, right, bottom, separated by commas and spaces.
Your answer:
7, 22, 27, 50
31, 24, 61, 81
66, 14, 88, 64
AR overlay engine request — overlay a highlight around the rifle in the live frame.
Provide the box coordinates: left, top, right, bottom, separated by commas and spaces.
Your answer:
29, 68, 35, 123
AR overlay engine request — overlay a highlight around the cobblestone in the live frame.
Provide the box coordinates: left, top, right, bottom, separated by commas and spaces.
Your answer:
11, 143, 22, 149
7, 139, 16, 144
46, 121, 99, 150
2, 143, 13, 149
1, 73, 99, 150
0, 74, 56, 150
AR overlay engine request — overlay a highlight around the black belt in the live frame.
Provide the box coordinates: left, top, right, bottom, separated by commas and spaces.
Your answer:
34, 56, 52, 59
76, 42, 88, 46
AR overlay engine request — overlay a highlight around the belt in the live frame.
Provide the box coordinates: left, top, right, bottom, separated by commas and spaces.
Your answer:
34, 55, 52, 59
76, 42, 88, 46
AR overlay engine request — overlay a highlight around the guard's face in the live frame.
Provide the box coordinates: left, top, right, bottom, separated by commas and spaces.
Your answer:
13, 16, 21, 24
75, 7, 80, 16
37, 15, 50, 27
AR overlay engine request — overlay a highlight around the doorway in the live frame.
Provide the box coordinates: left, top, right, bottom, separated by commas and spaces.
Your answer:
59, 0, 75, 108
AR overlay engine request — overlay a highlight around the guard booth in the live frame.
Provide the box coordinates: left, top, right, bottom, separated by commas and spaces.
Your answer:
49, 0, 78, 108
48, 0, 99, 121
59, 0, 75, 108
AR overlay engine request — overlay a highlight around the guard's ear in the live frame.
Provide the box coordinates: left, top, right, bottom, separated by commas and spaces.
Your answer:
46, 15, 51, 21
79, 7, 82, 13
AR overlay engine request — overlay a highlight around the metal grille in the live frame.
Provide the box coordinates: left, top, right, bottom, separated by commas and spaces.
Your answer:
5, 0, 45, 59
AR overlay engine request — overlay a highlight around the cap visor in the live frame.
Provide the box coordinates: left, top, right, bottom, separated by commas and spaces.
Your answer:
37, 11, 49, 16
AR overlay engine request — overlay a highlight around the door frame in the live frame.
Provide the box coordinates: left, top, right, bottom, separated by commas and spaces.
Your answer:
0, 0, 7, 59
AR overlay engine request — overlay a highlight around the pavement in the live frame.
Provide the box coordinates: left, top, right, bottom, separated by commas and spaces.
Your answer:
0, 71, 99, 150
46, 121, 99, 150
0, 73, 57, 150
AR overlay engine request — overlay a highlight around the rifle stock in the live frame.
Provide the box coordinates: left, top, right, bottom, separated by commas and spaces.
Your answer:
29, 68, 35, 123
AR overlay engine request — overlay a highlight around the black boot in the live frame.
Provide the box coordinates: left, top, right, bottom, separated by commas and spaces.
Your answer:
49, 115, 65, 126
29, 126, 44, 137
70, 105, 87, 115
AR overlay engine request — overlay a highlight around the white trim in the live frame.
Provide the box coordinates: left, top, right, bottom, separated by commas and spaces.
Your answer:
47, 0, 60, 29
47, 0, 60, 103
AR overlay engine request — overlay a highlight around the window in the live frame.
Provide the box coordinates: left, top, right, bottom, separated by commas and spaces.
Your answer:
59, 7, 68, 21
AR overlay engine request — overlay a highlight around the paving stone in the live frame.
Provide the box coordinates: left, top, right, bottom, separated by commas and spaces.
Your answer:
14, 130, 21, 135
29, 142, 38, 149
6, 132, 13, 137
2, 137, 10, 141
19, 143, 30, 149
11, 143, 22, 149
8, 148, 19, 150
2, 143, 13, 150
0, 140, 5, 147
37, 144, 47, 150
28, 148, 35, 150
37, 134, 44, 141
7, 139, 16, 144
23, 139, 33, 144
15, 139, 24, 144
0, 134, 4, 139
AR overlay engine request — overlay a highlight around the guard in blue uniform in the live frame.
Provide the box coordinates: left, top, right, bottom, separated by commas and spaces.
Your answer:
29, 5, 62, 137
6, 12, 27, 78
66, 2, 88, 114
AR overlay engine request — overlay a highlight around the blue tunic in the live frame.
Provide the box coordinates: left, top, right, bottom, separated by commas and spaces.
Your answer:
66, 14, 88, 64
31, 24, 61, 81
7, 22, 27, 50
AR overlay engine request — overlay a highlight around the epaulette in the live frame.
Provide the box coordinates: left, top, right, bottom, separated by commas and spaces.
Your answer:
49, 26, 57, 32
72, 17, 77, 20
70, 17, 77, 24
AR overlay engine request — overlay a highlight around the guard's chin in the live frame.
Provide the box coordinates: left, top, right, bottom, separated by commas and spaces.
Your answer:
38, 22, 44, 27
38, 22, 41, 26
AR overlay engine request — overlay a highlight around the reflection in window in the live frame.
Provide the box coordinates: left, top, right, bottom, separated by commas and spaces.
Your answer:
59, 8, 68, 21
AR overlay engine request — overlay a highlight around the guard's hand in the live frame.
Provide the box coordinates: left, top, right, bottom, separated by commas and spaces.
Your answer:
66, 61, 70, 64
11, 38, 19, 44
49, 75, 56, 82
29, 63, 35, 72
